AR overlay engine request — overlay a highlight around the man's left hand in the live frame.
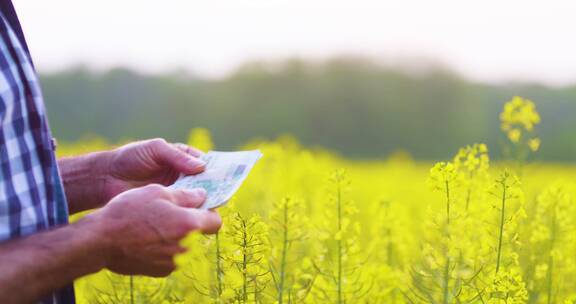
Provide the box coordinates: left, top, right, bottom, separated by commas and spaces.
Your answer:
103, 138, 205, 201
59, 138, 206, 214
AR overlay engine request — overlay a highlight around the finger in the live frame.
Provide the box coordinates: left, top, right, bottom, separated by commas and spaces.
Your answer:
151, 139, 205, 175
186, 209, 222, 234
169, 188, 207, 208
145, 244, 188, 258
173, 143, 204, 157
156, 199, 210, 241
135, 184, 171, 200
159, 203, 221, 240
142, 260, 177, 278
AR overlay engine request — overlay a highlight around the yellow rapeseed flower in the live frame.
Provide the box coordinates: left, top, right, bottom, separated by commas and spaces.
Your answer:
507, 129, 521, 143
427, 161, 460, 194
528, 138, 541, 152
500, 96, 541, 148
187, 127, 214, 151
500, 96, 540, 133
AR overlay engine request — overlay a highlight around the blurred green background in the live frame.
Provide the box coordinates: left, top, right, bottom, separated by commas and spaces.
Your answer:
41, 57, 576, 161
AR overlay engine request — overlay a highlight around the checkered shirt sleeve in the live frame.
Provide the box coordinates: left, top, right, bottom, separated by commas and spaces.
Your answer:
0, 12, 74, 304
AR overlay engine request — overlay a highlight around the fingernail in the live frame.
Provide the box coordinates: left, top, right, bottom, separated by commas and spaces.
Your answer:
190, 188, 207, 199
187, 157, 206, 169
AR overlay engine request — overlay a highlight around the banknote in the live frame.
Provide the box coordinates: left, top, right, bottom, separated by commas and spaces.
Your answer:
169, 150, 263, 209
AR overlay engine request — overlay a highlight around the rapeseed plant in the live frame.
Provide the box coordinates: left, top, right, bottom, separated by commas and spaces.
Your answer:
226, 212, 271, 303
500, 96, 541, 173
451, 144, 493, 291
477, 171, 528, 303
524, 184, 575, 303
488, 171, 525, 275
452, 144, 490, 212
409, 159, 482, 304
181, 231, 229, 303
86, 271, 164, 304
427, 162, 461, 225
268, 197, 314, 304
367, 200, 409, 303
313, 169, 369, 304
67, 95, 576, 304
484, 270, 528, 304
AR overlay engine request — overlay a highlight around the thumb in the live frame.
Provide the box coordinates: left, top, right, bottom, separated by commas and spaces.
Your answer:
169, 188, 207, 208
152, 139, 206, 175
186, 209, 222, 234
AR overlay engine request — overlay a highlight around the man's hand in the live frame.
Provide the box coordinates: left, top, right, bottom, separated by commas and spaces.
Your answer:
59, 138, 206, 214
90, 184, 221, 276
102, 138, 206, 204
0, 184, 220, 303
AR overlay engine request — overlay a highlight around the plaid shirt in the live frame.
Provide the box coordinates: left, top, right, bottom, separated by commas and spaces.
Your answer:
0, 10, 75, 304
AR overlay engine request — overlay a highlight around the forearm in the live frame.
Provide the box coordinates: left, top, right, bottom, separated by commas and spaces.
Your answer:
58, 151, 113, 214
0, 218, 108, 303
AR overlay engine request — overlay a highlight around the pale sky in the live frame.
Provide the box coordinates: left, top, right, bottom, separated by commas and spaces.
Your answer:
12, 0, 576, 85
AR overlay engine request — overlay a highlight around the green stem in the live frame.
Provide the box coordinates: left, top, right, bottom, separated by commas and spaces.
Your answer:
242, 218, 248, 303
546, 256, 554, 304
445, 180, 451, 225
386, 228, 393, 266
254, 275, 259, 303
278, 200, 289, 304
129, 275, 134, 304
465, 187, 472, 212
443, 179, 451, 304
465, 171, 474, 212
442, 258, 450, 304
495, 184, 506, 274
337, 180, 343, 304
215, 231, 223, 303
546, 209, 557, 304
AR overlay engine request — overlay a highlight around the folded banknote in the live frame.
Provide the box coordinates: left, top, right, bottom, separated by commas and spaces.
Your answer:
169, 150, 263, 209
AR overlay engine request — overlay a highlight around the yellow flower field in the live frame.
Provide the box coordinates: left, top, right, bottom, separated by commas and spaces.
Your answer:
59, 98, 576, 303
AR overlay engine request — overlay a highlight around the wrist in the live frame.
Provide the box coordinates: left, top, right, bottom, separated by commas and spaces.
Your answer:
59, 150, 115, 213
80, 212, 117, 270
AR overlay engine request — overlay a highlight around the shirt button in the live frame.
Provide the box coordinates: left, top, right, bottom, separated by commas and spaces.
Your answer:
51, 138, 58, 151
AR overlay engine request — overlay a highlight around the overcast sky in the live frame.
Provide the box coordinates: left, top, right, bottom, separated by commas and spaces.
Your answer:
13, 0, 576, 85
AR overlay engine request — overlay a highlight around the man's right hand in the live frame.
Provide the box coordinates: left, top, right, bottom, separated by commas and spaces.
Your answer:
0, 182, 221, 303
87, 184, 221, 277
